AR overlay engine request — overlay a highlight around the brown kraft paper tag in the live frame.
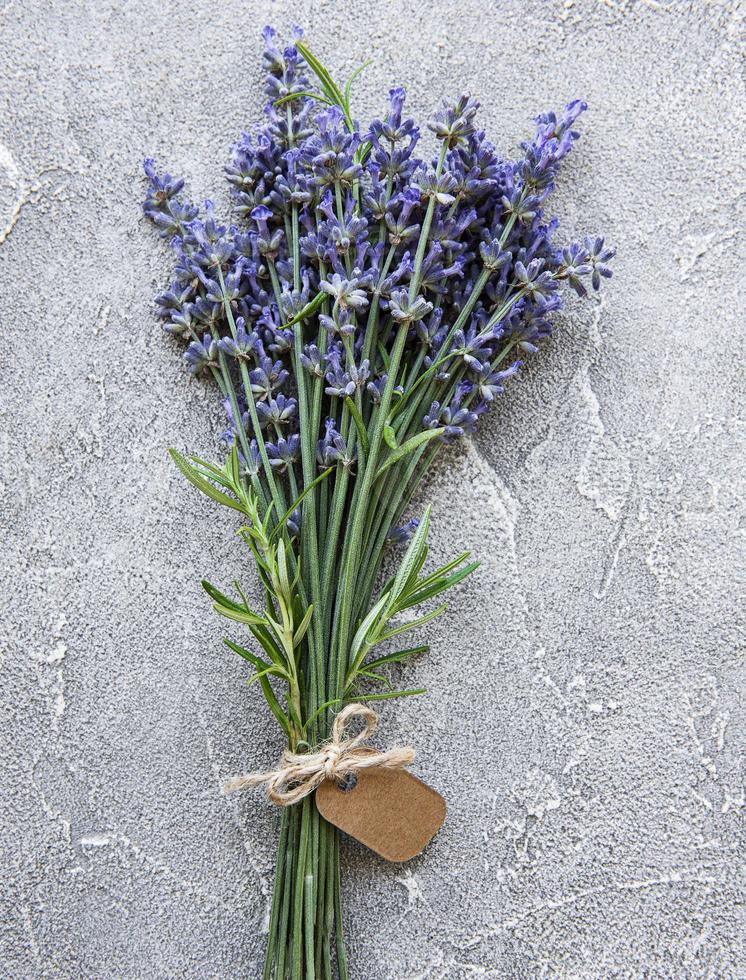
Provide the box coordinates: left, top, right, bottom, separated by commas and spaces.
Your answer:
315, 767, 446, 862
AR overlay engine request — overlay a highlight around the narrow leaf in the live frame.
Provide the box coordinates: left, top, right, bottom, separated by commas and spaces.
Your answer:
364, 645, 429, 671
302, 697, 344, 733
213, 604, 266, 627
247, 666, 284, 687
293, 603, 314, 648
295, 42, 347, 115
247, 623, 287, 669
201, 578, 246, 614
378, 602, 448, 642
169, 449, 244, 512
388, 507, 430, 608
348, 591, 390, 673
188, 455, 233, 489
274, 90, 334, 108
343, 59, 373, 108
282, 289, 325, 328
413, 551, 472, 591
377, 341, 390, 371
223, 638, 270, 672
401, 561, 480, 609
224, 640, 291, 737
345, 397, 369, 454
229, 443, 241, 488
358, 669, 391, 686
375, 429, 446, 481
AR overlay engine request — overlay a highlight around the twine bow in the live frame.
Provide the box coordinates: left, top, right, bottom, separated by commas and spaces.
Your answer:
223, 703, 416, 806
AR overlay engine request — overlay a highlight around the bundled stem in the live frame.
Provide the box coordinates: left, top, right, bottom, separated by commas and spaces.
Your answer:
143, 26, 614, 979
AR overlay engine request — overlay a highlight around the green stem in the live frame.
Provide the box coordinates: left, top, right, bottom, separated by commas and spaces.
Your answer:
263, 810, 290, 980
332, 834, 349, 980
292, 796, 312, 980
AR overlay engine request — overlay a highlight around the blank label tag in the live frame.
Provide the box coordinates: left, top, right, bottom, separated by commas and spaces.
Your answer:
315, 767, 446, 862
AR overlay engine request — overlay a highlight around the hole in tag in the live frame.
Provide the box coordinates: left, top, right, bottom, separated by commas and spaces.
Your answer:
337, 772, 358, 793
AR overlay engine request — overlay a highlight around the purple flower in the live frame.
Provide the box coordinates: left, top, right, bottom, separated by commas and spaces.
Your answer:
514, 259, 558, 301
249, 356, 289, 400
144, 27, 614, 493
388, 289, 433, 324
428, 95, 480, 148
218, 320, 258, 360
184, 333, 218, 375
256, 394, 298, 429
585, 236, 616, 290
423, 389, 478, 439
325, 350, 370, 398
266, 435, 300, 471
286, 507, 302, 538
557, 242, 592, 297
473, 360, 521, 402
479, 240, 511, 272
319, 273, 370, 313
317, 419, 354, 469
239, 441, 261, 477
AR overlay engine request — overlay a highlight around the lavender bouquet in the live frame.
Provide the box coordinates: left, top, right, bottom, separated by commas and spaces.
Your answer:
142, 26, 613, 979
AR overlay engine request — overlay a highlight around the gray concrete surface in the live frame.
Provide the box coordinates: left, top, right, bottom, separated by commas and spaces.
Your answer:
2, 0, 744, 976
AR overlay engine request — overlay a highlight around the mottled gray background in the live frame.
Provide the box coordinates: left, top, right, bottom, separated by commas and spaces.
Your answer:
1, 0, 744, 977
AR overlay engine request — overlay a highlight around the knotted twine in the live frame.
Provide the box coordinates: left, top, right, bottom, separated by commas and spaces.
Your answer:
223, 703, 416, 806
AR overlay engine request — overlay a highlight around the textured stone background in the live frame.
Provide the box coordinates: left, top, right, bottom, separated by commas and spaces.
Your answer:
2, 0, 744, 976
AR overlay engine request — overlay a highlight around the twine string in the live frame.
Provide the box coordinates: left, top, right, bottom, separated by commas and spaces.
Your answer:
223, 703, 415, 806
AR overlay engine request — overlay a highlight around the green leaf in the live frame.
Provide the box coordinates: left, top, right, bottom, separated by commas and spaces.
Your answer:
229, 443, 241, 488
375, 429, 446, 481
357, 669, 391, 686
246, 623, 287, 669
301, 697, 344, 734
204, 577, 269, 628
188, 455, 234, 490
223, 638, 270, 672
293, 603, 314, 648
377, 341, 390, 371
348, 591, 390, 673
388, 507, 430, 609
274, 90, 334, 108
201, 579, 247, 614
282, 289, 325, 328
276, 538, 291, 599
223, 639, 291, 738
212, 604, 266, 627
400, 561, 480, 609
247, 665, 285, 687
345, 397, 369, 454
286, 695, 303, 732
363, 645, 429, 671
413, 551, 472, 591
378, 602, 448, 642
343, 59, 373, 110
295, 42, 350, 126
169, 449, 244, 512
383, 423, 398, 450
